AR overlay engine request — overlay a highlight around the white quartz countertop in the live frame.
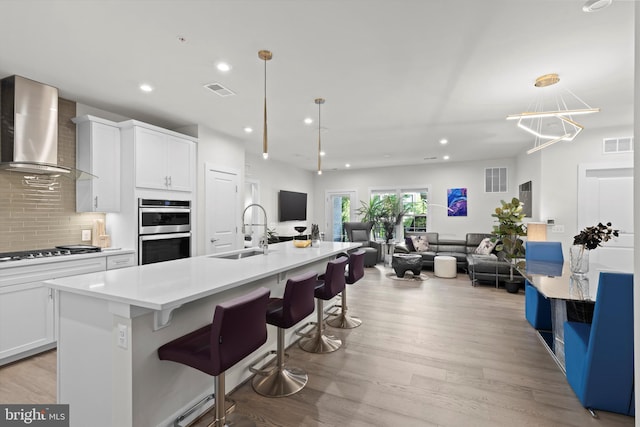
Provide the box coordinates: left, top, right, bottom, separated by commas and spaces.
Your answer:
44, 242, 359, 311
0, 248, 135, 270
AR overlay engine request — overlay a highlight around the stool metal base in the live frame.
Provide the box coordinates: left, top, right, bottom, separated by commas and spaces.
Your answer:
252, 366, 308, 397
205, 413, 256, 427
250, 327, 308, 397
325, 290, 361, 329
297, 299, 343, 353
298, 331, 342, 353
326, 312, 362, 329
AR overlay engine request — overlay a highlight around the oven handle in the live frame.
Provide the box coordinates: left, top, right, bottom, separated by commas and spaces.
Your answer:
139, 232, 192, 242
139, 207, 191, 214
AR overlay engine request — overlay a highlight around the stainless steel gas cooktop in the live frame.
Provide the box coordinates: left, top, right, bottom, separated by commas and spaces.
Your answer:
0, 245, 101, 262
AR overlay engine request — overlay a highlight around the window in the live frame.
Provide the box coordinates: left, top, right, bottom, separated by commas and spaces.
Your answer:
369, 187, 429, 237
401, 190, 428, 233
485, 167, 507, 193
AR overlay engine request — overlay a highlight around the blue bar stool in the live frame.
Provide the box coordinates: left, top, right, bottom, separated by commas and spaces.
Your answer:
158, 287, 270, 427
250, 271, 318, 397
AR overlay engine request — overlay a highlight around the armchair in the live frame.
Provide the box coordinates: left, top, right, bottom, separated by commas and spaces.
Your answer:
564, 272, 634, 416
343, 222, 378, 267
525, 241, 563, 330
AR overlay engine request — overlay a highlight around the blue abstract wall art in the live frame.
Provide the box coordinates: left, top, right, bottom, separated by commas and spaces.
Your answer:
447, 188, 467, 217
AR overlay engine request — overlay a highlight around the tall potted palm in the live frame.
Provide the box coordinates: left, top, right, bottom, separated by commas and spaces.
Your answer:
491, 197, 527, 293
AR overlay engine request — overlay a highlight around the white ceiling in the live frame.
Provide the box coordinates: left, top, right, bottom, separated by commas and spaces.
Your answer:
0, 0, 634, 171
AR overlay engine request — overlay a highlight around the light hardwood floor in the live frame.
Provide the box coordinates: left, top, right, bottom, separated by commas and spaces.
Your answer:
0, 266, 634, 426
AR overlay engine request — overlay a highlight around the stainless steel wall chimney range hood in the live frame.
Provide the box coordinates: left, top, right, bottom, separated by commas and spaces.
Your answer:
0, 75, 91, 178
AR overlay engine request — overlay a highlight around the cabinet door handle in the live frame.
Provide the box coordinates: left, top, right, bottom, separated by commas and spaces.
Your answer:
94, 196, 98, 209
168, 176, 172, 187
164, 176, 168, 187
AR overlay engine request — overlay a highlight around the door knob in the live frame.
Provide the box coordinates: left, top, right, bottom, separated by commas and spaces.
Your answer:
210, 238, 219, 243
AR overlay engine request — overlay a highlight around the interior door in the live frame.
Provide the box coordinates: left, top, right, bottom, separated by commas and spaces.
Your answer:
578, 163, 634, 272
325, 190, 357, 242
205, 166, 239, 254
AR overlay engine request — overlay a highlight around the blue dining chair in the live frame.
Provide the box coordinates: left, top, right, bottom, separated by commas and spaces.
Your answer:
525, 241, 563, 330
564, 272, 634, 415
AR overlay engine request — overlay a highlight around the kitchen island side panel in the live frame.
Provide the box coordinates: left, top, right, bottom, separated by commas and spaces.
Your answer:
56, 258, 333, 427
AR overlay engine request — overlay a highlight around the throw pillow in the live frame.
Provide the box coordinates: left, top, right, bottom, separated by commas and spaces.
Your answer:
410, 235, 429, 252
405, 236, 416, 252
351, 229, 369, 242
475, 237, 497, 255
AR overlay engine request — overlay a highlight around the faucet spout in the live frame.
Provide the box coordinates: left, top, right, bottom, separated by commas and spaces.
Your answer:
242, 203, 269, 254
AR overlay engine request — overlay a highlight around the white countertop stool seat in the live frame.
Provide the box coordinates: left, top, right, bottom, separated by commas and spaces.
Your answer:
157, 287, 270, 427
434, 255, 457, 279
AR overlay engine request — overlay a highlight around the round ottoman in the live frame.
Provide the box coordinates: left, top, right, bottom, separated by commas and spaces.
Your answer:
392, 253, 422, 278
434, 255, 457, 278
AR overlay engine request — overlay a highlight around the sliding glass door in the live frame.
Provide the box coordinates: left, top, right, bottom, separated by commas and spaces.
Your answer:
325, 191, 356, 242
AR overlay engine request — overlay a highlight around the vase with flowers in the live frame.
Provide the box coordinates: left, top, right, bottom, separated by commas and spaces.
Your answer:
571, 222, 619, 275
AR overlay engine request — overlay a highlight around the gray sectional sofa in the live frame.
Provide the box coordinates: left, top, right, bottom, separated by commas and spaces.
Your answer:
394, 232, 524, 286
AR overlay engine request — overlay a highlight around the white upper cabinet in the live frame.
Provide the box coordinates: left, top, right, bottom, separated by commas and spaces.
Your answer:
74, 115, 121, 212
133, 126, 195, 192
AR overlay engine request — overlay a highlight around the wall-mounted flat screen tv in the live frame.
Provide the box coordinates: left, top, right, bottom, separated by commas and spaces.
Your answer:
279, 190, 307, 221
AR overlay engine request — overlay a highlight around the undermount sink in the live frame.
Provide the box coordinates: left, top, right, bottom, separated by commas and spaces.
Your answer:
210, 248, 266, 260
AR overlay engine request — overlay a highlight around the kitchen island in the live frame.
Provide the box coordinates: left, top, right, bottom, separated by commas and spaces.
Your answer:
45, 241, 359, 427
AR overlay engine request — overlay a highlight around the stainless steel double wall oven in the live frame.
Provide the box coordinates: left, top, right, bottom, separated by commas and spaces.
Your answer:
138, 199, 191, 265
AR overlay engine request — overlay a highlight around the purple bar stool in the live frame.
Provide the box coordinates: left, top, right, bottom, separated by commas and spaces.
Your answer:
327, 249, 365, 329
250, 271, 318, 397
158, 287, 270, 427
297, 257, 348, 353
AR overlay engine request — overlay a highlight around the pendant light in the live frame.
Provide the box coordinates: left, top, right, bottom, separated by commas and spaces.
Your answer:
258, 50, 272, 160
506, 73, 599, 154
315, 98, 325, 175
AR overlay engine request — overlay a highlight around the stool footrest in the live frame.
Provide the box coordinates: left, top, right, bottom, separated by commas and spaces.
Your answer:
324, 303, 342, 316
294, 322, 317, 339
174, 394, 236, 427
248, 350, 289, 376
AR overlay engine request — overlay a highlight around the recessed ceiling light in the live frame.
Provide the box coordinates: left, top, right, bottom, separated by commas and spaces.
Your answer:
345, 163, 351, 168
320, 151, 326, 156
139, 83, 153, 93
244, 127, 253, 133
582, 0, 612, 12
439, 138, 448, 145
443, 155, 450, 160
304, 117, 313, 125
216, 62, 231, 72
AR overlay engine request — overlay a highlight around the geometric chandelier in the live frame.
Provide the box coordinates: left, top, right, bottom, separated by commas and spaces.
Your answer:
506, 73, 599, 154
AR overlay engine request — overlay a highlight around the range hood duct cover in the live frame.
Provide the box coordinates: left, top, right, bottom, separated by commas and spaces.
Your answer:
0, 75, 92, 178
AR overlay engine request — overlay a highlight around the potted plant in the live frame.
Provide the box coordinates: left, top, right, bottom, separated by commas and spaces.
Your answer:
491, 197, 527, 293
379, 197, 408, 243
356, 198, 384, 239
571, 222, 618, 274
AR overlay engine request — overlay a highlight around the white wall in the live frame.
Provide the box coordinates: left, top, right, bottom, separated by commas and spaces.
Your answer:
245, 152, 315, 237
633, 3, 639, 422
313, 157, 519, 241
531, 125, 633, 252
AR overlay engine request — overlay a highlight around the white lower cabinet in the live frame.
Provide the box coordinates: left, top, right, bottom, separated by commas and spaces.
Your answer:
0, 282, 54, 362
0, 253, 133, 366
106, 252, 135, 270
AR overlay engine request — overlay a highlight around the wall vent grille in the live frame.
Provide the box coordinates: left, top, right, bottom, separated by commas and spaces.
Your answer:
204, 82, 236, 97
603, 137, 633, 153
485, 167, 507, 193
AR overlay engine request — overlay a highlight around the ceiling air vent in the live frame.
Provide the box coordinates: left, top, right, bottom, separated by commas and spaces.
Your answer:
204, 82, 235, 97
603, 137, 633, 153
